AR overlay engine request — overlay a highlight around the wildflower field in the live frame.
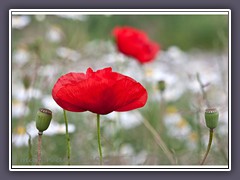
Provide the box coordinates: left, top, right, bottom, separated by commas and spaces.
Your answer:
11, 12, 229, 167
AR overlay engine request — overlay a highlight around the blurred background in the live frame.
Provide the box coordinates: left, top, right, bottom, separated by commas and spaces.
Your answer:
11, 14, 229, 166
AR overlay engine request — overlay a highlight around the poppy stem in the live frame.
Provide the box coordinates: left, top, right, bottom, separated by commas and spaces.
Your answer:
201, 128, 214, 165
27, 132, 32, 165
97, 114, 103, 165
37, 132, 42, 165
63, 109, 71, 165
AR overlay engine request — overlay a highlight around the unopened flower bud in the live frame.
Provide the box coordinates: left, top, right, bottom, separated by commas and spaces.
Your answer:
158, 80, 166, 92
36, 108, 52, 133
205, 108, 219, 129
23, 75, 31, 89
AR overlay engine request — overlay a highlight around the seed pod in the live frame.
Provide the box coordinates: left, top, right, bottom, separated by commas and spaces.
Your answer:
205, 108, 219, 129
36, 108, 52, 133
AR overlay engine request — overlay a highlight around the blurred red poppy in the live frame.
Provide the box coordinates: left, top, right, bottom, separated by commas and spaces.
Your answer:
112, 26, 160, 64
52, 67, 148, 115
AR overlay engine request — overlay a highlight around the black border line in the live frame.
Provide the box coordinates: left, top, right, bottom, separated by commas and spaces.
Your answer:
10, 9, 230, 171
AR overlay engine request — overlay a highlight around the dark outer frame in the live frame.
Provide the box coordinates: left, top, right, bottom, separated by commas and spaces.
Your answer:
1, 0, 239, 179
9, 9, 231, 171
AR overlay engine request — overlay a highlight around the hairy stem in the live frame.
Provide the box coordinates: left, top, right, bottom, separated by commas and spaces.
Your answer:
37, 132, 42, 165
27, 132, 32, 165
63, 109, 71, 165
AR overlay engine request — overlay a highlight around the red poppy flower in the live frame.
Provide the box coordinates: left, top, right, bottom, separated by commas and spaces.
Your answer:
52, 67, 148, 115
112, 26, 160, 64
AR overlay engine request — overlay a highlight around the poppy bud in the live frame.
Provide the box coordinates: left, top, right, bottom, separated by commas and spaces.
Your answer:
23, 74, 31, 89
205, 108, 219, 129
158, 80, 166, 92
36, 108, 52, 133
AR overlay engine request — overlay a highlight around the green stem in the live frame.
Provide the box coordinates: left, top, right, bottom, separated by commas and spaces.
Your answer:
201, 129, 214, 165
97, 114, 103, 165
196, 111, 203, 162
142, 118, 175, 164
27, 132, 32, 165
63, 109, 71, 165
159, 92, 165, 133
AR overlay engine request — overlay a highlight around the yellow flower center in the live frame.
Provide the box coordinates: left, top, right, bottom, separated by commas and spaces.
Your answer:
16, 126, 26, 135
189, 132, 198, 142
145, 68, 153, 77
176, 119, 187, 128
166, 106, 178, 114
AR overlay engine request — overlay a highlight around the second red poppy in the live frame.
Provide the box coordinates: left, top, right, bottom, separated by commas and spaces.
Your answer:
112, 26, 160, 64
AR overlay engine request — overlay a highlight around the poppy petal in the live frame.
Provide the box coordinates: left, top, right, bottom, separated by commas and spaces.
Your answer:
110, 77, 147, 111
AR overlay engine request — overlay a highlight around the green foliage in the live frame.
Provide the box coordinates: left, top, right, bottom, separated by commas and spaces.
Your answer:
84, 15, 228, 51
11, 14, 228, 166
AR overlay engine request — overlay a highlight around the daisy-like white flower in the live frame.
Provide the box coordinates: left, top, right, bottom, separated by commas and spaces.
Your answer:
163, 106, 191, 139
12, 83, 42, 102
12, 99, 30, 118
12, 16, 31, 29
143, 64, 185, 102
186, 132, 198, 150
105, 111, 143, 130
35, 15, 46, 21
56, 46, 81, 62
12, 126, 31, 147
119, 144, 147, 165
41, 95, 62, 112
46, 25, 63, 43
13, 47, 30, 66
56, 15, 88, 21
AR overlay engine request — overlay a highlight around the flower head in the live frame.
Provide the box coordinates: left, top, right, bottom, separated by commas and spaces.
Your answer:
52, 67, 147, 115
36, 108, 52, 133
112, 26, 160, 64
205, 108, 219, 129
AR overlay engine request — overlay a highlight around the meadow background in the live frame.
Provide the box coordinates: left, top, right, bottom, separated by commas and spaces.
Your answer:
11, 14, 229, 165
